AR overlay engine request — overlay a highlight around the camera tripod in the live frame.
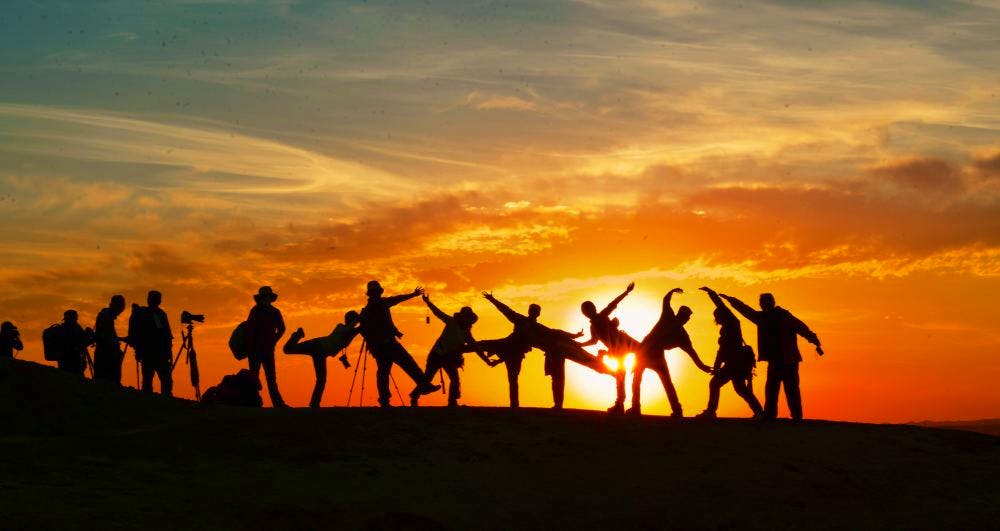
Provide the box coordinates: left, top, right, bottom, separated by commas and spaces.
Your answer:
345, 339, 406, 407
171, 322, 201, 400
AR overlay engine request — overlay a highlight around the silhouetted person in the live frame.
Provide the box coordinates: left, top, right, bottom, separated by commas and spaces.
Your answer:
720, 292, 823, 421
0, 322, 23, 359
695, 287, 763, 419
413, 294, 488, 407
56, 310, 93, 376
93, 295, 127, 385
358, 281, 440, 407
630, 288, 712, 417
245, 286, 287, 408
283, 311, 362, 408
464, 306, 534, 409
578, 282, 640, 414
482, 292, 610, 410
128, 291, 174, 396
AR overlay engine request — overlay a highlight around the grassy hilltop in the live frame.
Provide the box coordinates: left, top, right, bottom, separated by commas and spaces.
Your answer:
1, 359, 997, 531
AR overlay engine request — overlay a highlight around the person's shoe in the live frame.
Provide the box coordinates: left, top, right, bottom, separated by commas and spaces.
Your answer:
607, 403, 625, 415
669, 410, 684, 419
415, 382, 441, 396
409, 389, 420, 407
290, 328, 305, 341
272, 401, 289, 409
694, 410, 716, 419
625, 406, 641, 416
379, 401, 393, 409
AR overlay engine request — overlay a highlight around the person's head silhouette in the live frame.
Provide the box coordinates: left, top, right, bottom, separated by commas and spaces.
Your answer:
254, 286, 278, 305
366, 280, 384, 299
110, 295, 126, 316
676, 305, 693, 325
147, 290, 162, 308
456, 306, 478, 329
344, 310, 360, 325
63, 309, 78, 324
760, 293, 776, 311
580, 301, 598, 319
528, 303, 541, 320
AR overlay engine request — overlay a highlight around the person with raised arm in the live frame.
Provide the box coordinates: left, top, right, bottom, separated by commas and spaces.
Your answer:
629, 288, 713, 418
718, 291, 823, 421
695, 287, 763, 419
578, 282, 641, 415
412, 293, 489, 407
358, 280, 439, 407
283, 310, 362, 408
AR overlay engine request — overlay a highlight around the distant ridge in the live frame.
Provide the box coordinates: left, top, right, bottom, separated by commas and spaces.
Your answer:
913, 419, 1000, 437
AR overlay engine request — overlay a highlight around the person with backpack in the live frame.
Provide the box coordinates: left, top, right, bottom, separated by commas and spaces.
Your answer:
282, 310, 362, 408
51, 310, 93, 376
0, 322, 23, 359
695, 287, 763, 419
245, 286, 287, 408
719, 291, 823, 421
411, 294, 488, 408
358, 281, 439, 408
577, 282, 640, 415
93, 295, 127, 385
128, 291, 174, 396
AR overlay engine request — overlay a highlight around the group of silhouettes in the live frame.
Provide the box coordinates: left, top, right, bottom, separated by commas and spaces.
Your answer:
0, 279, 824, 419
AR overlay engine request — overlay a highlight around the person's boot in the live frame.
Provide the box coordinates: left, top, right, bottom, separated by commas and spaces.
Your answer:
290, 328, 305, 342
669, 409, 684, 419
415, 381, 441, 396
625, 405, 641, 416
694, 410, 716, 419
607, 402, 625, 415
409, 389, 420, 407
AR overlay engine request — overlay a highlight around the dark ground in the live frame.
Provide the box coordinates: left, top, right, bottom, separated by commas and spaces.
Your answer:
1, 359, 997, 531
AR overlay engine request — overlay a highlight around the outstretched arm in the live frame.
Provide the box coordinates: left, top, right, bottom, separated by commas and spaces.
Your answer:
384, 286, 425, 307
421, 294, 450, 323
600, 282, 635, 316
700, 286, 736, 321
678, 334, 712, 374
719, 294, 762, 325
482, 292, 525, 324
789, 312, 824, 355
661, 288, 683, 319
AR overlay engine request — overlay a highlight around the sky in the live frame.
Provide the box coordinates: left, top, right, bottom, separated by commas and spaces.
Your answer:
1, 0, 998, 422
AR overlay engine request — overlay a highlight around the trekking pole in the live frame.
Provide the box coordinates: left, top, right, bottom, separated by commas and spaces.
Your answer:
346, 341, 366, 406
85, 350, 96, 379
390, 372, 404, 406
359, 341, 369, 407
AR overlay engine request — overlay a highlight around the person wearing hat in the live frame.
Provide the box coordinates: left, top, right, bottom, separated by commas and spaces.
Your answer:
93, 295, 127, 385
245, 286, 287, 407
412, 293, 491, 407
0, 321, 23, 359
358, 280, 439, 407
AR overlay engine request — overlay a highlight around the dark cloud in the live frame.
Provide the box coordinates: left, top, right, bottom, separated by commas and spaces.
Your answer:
870, 157, 964, 193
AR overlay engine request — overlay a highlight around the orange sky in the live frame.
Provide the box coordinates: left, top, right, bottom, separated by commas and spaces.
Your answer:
1, 1, 998, 422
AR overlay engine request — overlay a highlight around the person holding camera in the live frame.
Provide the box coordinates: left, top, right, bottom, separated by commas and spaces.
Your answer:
56, 310, 94, 376
93, 295, 127, 385
719, 291, 823, 421
358, 281, 439, 408
245, 286, 287, 408
695, 287, 763, 419
283, 310, 362, 408
0, 321, 23, 359
128, 291, 174, 396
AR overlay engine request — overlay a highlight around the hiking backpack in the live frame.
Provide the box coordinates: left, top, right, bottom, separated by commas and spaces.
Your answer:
41, 324, 64, 361
228, 321, 249, 361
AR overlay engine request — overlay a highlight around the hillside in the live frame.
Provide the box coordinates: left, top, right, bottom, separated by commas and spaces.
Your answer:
1, 358, 997, 530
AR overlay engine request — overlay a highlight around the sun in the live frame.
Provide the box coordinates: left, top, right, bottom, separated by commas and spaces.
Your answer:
562, 289, 693, 412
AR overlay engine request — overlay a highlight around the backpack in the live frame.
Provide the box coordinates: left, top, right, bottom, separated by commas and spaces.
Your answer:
42, 324, 64, 361
201, 369, 262, 407
228, 321, 249, 360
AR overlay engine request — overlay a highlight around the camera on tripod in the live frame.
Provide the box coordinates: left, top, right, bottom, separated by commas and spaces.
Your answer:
181, 311, 205, 325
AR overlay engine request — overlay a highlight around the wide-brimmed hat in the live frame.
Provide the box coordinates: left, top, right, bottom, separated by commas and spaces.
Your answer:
366, 280, 384, 296
254, 286, 278, 302
456, 306, 478, 326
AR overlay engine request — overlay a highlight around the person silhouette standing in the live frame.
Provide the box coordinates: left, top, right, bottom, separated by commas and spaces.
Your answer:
719, 292, 823, 421
93, 295, 127, 385
695, 287, 763, 419
54, 310, 93, 376
464, 305, 535, 409
283, 311, 362, 408
578, 282, 640, 414
130, 291, 173, 396
0, 322, 23, 359
246, 286, 287, 408
358, 281, 439, 407
413, 294, 488, 408
482, 292, 610, 410
629, 288, 713, 417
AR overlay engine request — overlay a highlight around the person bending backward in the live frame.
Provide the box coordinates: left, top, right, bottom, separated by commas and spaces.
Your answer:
629, 288, 713, 417
719, 292, 822, 421
93, 294, 127, 385
283, 311, 362, 408
245, 286, 287, 408
482, 292, 612, 410
413, 294, 491, 407
464, 303, 535, 409
578, 282, 641, 415
358, 281, 440, 407
696, 287, 763, 419
128, 291, 173, 396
